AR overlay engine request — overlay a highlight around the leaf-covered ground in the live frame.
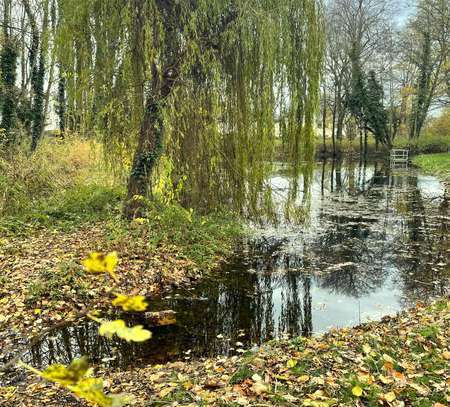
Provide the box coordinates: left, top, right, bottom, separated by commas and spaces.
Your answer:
0, 216, 239, 369
1, 300, 448, 406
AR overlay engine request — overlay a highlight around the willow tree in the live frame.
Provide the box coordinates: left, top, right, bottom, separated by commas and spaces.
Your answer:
56, 0, 324, 217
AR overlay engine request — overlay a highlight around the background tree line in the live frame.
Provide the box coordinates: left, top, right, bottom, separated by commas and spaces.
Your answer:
322, 0, 449, 157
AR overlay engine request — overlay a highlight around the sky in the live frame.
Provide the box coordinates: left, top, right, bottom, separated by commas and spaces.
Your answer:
394, 0, 416, 26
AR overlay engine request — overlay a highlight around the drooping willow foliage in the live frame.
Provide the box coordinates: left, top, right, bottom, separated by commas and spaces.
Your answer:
56, 0, 325, 217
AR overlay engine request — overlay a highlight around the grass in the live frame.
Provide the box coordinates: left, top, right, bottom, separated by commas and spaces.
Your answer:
412, 153, 450, 182
104, 202, 243, 270
0, 137, 122, 233
26, 260, 89, 304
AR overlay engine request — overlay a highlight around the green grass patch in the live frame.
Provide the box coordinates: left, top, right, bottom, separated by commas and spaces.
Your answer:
412, 153, 450, 182
104, 201, 243, 270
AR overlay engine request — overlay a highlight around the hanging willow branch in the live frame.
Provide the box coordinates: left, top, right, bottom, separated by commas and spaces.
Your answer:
56, 0, 325, 216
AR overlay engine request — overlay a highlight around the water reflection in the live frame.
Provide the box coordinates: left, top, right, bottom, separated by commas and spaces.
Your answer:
23, 160, 448, 370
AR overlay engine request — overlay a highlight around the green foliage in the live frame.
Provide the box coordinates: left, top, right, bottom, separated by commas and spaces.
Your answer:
107, 201, 243, 270
365, 72, 390, 146
424, 108, 450, 139
229, 365, 254, 384
394, 134, 449, 154
0, 138, 122, 232
412, 153, 450, 182
39, 184, 121, 222
56, 0, 325, 209
418, 325, 439, 340
347, 59, 367, 127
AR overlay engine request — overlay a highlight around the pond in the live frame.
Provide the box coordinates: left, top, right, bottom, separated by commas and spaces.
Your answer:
22, 160, 449, 370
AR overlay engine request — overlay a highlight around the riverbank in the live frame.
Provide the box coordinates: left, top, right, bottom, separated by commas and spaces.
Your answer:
412, 153, 450, 183
1, 141, 448, 406
0, 139, 244, 366
0, 210, 243, 362
1, 299, 448, 406
314, 134, 448, 160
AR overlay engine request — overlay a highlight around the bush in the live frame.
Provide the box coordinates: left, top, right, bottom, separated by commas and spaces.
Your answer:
0, 137, 122, 231
394, 134, 449, 154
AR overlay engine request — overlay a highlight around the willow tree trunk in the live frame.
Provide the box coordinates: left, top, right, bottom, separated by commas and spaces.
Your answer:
364, 128, 368, 158
124, 97, 164, 218
124, 60, 180, 218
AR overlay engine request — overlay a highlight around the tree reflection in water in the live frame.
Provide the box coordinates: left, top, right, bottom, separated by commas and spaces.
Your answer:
23, 160, 448, 370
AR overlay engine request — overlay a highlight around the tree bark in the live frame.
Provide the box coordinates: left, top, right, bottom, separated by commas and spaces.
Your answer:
124, 61, 180, 218
364, 128, 368, 158
331, 101, 337, 157
322, 87, 327, 154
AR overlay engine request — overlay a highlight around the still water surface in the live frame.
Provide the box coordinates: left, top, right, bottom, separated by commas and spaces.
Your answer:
25, 160, 449, 369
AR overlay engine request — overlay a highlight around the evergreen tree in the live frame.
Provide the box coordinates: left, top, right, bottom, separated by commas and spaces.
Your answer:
365, 71, 390, 146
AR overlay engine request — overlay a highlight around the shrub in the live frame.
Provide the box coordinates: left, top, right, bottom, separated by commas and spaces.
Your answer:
0, 136, 122, 231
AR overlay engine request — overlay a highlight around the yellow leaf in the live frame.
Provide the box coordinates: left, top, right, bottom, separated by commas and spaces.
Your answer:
382, 354, 394, 363
379, 374, 393, 384
68, 377, 131, 407
40, 357, 90, 386
99, 320, 126, 339
352, 386, 363, 397
442, 351, 450, 360
298, 375, 310, 383
408, 382, 429, 395
117, 325, 152, 342
112, 294, 148, 312
287, 359, 298, 368
251, 381, 268, 395
82, 252, 119, 282
98, 320, 152, 342
159, 386, 175, 398
132, 217, 148, 225
362, 344, 372, 354
384, 391, 396, 402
